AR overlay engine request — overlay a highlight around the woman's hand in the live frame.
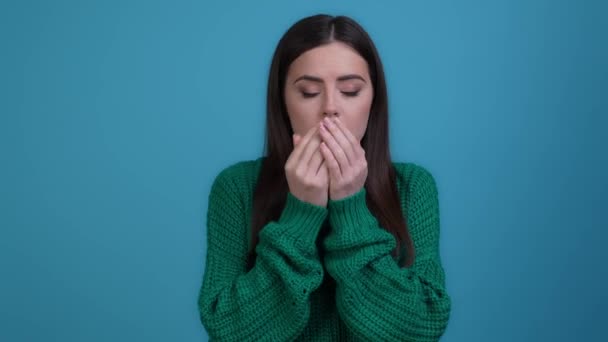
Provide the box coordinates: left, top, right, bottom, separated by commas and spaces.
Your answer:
285, 125, 329, 207
318, 116, 368, 201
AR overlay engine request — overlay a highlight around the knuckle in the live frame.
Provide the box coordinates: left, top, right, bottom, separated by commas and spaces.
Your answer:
295, 168, 305, 179
285, 157, 295, 168
302, 178, 315, 189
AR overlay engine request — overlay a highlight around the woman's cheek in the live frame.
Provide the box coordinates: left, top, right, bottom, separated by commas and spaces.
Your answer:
345, 103, 368, 128
293, 114, 318, 136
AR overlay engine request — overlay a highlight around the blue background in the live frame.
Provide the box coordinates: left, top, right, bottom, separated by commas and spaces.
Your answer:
1, 0, 606, 341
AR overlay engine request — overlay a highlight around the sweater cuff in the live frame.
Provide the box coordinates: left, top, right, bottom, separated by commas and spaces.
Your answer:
277, 192, 328, 246
327, 187, 378, 231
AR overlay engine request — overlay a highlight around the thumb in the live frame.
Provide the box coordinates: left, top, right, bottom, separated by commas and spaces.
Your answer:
293, 134, 301, 146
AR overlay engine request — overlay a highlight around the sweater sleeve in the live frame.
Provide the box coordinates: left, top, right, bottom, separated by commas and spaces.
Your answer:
198, 167, 328, 342
322, 166, 451, 341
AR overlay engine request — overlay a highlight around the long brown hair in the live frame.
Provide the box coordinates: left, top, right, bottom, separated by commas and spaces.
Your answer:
247, 14, 415, 270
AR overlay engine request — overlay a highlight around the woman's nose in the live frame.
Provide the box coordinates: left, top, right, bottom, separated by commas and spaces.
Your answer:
322, 91, 339, 117
323, 110, 338, 118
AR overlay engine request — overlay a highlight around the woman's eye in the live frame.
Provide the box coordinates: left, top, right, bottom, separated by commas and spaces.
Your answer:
299, 91, 360, 98
301, 92, 319, 98
342, 91, 360, 97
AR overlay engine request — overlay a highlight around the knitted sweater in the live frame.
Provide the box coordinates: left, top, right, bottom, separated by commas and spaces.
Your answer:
198, 157, 451, 341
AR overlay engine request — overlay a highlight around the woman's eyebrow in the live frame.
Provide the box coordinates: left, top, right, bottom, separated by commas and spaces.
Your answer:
336, 74, 366, 83
293, 74, 366, 84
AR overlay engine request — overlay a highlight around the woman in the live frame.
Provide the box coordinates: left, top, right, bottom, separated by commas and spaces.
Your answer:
198, 14, 451, 341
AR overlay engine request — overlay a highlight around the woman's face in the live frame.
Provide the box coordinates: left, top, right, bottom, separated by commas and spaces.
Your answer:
284, 41, 373, 142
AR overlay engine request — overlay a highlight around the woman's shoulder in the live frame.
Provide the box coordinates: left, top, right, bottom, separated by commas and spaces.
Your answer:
391, 161, 441, 252
391, 160, 440, 218
214, 157, 263, 178
210, 157, 265, 192
391, 161, 438, 194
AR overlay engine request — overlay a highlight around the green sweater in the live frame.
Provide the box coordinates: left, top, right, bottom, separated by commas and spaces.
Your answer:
198, 157, 451, 341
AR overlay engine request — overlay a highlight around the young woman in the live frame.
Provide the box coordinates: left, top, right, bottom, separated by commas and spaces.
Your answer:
198, 14, 451, 341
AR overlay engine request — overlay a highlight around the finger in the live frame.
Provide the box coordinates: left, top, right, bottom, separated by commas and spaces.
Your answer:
319, 121, 349, 172
293, 133, 301, 146
316, 160, 328, 177
320, 141, 342, 181
299, 132, 321, 166
306, 149, 323, 177
333, 117, 360, 154
296, 127, 318, 157
324, 117, 356, 164
287, 126, 317, 167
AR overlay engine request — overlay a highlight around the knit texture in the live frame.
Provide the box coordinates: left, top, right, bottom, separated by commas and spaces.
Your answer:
198, 157, 451, 341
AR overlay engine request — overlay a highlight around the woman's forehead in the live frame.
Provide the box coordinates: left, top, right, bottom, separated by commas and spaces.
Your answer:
287, 42, 369, 82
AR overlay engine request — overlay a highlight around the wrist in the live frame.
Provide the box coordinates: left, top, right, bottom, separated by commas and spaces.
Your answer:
328, 187, 377, 229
